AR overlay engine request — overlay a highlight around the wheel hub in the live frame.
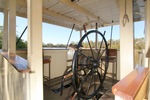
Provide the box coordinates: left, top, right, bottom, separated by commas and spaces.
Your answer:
93, 61, 99, 68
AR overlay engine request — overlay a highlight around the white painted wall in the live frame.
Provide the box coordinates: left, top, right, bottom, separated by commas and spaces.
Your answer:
43, 49, 68, 79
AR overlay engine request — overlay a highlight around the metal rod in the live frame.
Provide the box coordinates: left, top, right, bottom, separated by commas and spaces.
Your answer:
110, 21, 113, 48
95, 23, 98, 49
66, 24, 75, 48
83, 25, 87, 34
16, 26, 28, 45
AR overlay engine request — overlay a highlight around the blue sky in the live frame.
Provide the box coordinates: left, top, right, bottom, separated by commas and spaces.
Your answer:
0, 12, 145, 44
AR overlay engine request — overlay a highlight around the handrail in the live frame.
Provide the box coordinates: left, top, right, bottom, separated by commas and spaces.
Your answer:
0, 50, 30, 73
112, 66, 149, 100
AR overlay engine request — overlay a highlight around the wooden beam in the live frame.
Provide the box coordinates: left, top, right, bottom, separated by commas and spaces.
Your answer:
2, 0, 8, 50
60, 0, 105, 24
16, 0, 83, 26
144, 0, 150, 67
8, 0, 16, 54
43, 18, 81, 31
2, 8, 81, 30
43, 8, 83, 26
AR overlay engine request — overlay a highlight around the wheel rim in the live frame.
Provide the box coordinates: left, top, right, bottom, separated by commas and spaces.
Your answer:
72, 30, 109, 99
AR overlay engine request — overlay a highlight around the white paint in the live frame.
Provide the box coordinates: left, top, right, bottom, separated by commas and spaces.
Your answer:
115, 95, 123, 100
27, 0, 43, 100
119, 0, 134, 79
2, 0, 8, 50
144, 0, 150, 68
43, 49, 67, 79
8, 0, 16, 54
145, 0, 150, 100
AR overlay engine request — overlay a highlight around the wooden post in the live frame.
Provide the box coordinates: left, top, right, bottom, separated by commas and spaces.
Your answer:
144, 0, 150, 68
145, 0, 150, 99
119, 0, 134, 79
27, 0, 43, 100
8, 0, 16, 54
80, 30, 82, 39
2, 0, 8, 50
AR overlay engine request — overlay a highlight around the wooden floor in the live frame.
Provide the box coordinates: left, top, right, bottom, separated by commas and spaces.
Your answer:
44, 76, 118, 100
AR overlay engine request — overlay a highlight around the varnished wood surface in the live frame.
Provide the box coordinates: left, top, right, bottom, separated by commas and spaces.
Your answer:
43, 56, 51, 64
0, 50, 30, 73
108, 49, 117, 56
112, 67, 149, 100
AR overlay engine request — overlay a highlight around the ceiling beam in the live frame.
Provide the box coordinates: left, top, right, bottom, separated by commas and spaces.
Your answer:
0, 8, 3, 12
0, 8, 81, 31
17, 11, 81, 30
16, 0, 83, 26
59, 0, 106, 24
43, 8, 83, 26
0, 7, 81, 31
43, 18, 81, 31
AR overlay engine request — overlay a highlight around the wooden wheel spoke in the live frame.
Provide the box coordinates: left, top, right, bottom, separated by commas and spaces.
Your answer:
86, 36, 95, 60
78, 50, 93, 62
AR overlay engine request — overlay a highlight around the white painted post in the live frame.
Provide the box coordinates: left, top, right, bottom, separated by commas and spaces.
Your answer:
145, 0, 150, 99
80, 30, 82, 39
119, 0, 134, 79
27, 0, 43, 100
2, 0, 8, 50
8, 0, 16, 54
144, 0, 150, 68
2, 0, 16, 100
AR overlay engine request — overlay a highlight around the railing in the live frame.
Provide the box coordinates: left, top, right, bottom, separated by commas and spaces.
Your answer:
112, 66, 149, 100
17, 48, 121, 79
0, 50, 30, 100
137, 50, 144, 66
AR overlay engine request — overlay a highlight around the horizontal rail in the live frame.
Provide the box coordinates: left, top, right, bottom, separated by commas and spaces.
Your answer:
0, 50, 30, 73
112, 66, 149, 100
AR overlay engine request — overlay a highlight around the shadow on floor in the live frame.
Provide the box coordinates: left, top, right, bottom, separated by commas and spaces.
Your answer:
44, 76, 118, 100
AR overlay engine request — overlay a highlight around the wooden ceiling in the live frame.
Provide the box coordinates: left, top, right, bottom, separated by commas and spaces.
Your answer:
0, 0, 145, 30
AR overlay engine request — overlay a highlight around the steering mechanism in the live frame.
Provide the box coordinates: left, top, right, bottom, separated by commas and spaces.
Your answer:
72, 30, 109, 99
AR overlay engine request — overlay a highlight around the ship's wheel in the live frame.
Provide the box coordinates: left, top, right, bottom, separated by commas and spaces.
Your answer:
72, 30, 109, 99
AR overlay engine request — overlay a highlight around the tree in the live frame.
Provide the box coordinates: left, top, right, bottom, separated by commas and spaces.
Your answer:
134, 38, 145, 50
0, 32, 27, 49
16, 35, 27, 49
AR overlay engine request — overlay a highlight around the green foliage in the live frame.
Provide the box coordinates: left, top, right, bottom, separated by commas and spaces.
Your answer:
0, 30, 145, 50
0, 31, 27, 49
44, 43, 66, 48
134, 38, 145, 50
16, 35, 27, 49
108, 39, 120, 49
